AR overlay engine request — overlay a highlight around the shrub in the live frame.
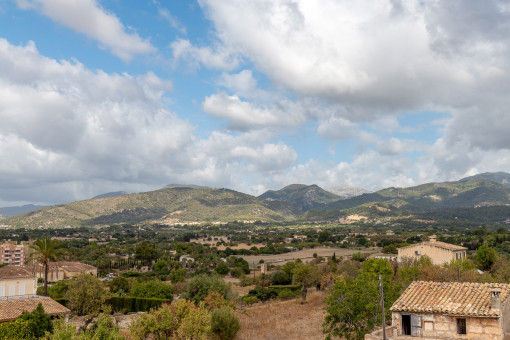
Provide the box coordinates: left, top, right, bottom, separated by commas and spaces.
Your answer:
215, 262, 230, 275
172, 281, 188, 295
211, 307, 240, 340
0, 319, 28, 340
247, 287, 278, 301
110, 276, 129, 294
270, 270, 291, 285
168, 268, 188, 283
187, 274, 230, 304
130, 280, 173, 299
229, 267, 244, 278
129, 299, 210, 340
153, 259, 168, 272
240, 295, 260, 305
277, 289, 299, 300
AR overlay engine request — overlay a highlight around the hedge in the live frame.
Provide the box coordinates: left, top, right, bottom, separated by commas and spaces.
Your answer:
268, 285, 302, 292
0, 319, 29, 340
55, 296, 172, 314
108, 296, 173, 313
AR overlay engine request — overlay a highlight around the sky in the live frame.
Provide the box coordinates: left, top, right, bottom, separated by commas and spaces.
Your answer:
1, 0, 510, 207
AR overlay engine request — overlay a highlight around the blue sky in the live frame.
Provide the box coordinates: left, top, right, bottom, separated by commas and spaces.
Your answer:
1, 0, 510, 206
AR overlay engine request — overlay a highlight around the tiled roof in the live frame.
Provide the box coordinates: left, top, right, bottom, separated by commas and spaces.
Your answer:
0, 265, 34, 279
51, 261, 96, 272
399, 241, 467, 252
33, 261, 97, 273
391, 281, 510, 317
0, 297, 70, 322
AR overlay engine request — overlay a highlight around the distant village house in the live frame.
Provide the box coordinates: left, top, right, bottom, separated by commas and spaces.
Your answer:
33, 261, 97, 282
397, 235, 467, 265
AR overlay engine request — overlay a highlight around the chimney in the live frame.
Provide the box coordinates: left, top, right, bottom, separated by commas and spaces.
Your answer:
490, 288, 502, 311
429, 235, 437, 242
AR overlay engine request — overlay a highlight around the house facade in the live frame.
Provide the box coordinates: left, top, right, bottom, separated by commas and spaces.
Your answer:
397, 236, 467, 265
33, 261, 97, 282
367, 281, 510, 340
0, 266, 37, 299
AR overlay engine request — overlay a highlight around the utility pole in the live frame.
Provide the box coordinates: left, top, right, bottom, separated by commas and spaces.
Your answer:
379, 274, 386, 340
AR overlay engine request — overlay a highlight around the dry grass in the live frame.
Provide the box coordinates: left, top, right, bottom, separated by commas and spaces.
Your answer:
234, 291, 329, 340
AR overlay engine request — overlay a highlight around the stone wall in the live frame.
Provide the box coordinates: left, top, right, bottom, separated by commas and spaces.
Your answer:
392, 312, 503, 339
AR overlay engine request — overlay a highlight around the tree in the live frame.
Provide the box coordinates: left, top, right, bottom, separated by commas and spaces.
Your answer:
130, 280, 173, 299
29, 237, 60, 296
135, 242, 158, 262
318, 231, 332, 243
323, 259, 401, 340
476, 243, 497, 271
65, 272, 108, 316
187, 274, 230, 304
271, 270, 291, 285
215, 262, 230, 275
292, 263, 320, 288
110, 276, 129, 294
153, 259, 168, 272
18, 303, 52, 338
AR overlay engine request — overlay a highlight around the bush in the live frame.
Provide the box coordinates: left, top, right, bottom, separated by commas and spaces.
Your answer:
129, 299, 210, 340
168, 268, 187, 283
0, 319, 28, 340
110, 276, 129, 294
229, 267, 244, 278
153, 259, 168, 272
215, 262, 230, 275
270, 270, 291, 285
187, 274, 230, 304
277, 289, 299, 300
240, 295, 260, 305
211, 307, 240, 340
172, 281, 188, 295
130, 280, 173, 299
247, 287, 278, 301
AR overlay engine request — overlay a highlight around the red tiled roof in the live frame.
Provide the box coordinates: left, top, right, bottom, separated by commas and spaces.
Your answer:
0, 297, 69, 322
0, 266, 34, 279
391, 281, 510, 317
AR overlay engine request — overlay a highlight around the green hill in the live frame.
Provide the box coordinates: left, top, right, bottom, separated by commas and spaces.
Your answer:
2, 187, 300, 228
259, 184, 341, 211
460, 172, 510, 187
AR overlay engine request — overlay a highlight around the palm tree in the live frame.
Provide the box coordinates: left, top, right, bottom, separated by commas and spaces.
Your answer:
30, 237, 60, 296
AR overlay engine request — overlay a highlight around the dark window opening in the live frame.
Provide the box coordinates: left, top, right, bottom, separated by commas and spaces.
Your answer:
457, 318, 466, 334
402, 314, 411, 335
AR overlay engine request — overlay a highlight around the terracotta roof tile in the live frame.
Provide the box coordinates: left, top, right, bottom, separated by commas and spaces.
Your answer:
0, 297, 70, 322
0, 266, 34, 279
391, 281, 510, 317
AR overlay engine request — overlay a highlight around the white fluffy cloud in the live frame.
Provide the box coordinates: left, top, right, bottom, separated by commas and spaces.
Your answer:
171, 38, 240, 71
16, 0, 156, 61
0, 38, 299, 203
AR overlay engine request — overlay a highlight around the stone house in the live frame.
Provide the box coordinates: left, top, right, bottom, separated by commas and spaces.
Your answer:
397, 236, 467, 265
33, 261, 97, 282
367, 281, 510, 340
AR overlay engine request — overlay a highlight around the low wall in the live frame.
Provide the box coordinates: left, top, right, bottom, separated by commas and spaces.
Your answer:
365, 325, 398, 340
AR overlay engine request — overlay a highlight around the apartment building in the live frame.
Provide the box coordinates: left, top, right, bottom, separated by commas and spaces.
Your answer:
0, 243, 26, 266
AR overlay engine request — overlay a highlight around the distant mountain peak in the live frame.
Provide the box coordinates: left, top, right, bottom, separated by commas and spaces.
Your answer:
259, 184, 340, 211
93, 191, 128, 199
327, 185, 371, 198
164, 184, 210, 189
460, 172, 510, 187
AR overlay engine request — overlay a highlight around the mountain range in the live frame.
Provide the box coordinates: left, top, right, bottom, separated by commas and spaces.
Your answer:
2, 172, 510, 228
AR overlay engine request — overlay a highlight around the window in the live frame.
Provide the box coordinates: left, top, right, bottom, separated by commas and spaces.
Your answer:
457, 318, 466, 334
